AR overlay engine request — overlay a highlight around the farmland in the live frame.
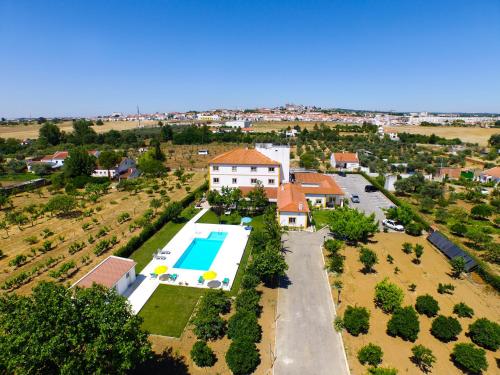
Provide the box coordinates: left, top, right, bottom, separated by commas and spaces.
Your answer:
332, 232, 499, 374
0, 172, 205, 295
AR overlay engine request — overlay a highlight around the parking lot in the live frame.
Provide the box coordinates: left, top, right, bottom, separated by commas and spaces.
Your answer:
330, 174, 394, 229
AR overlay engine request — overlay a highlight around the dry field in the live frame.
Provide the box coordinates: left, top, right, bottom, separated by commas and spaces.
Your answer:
0, 172, 205, 295
0, 120, 157, 140
332, 232, 499, 375
385, 126, 499, 147
162, 143, 246, 170
149, 285, 278, 375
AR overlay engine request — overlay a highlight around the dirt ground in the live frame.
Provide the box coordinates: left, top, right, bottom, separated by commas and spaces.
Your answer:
0, 120, 158, 140
0, 172, 205, 295
385, 126, 498, 146
149, 285, 278, 375
162, 143, 244, 170
331, 232, 499, 375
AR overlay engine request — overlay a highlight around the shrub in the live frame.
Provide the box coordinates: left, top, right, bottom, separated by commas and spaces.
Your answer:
402, 242, 413, 254
405, 222, 422, 236
468, 318, 500, 351
227, 311, 262, 343
451, 343, 488, 374
225, 339, 261, 375
386, 254, 394, 264
241, 273, 260, 290
190, 341, 216, 367
437, 283, 454, 294
359, 247, 378, 273
374, 278, 404, 313
453, 302, 474, 318
200, 289, 231, 315
192, 312, 226, 341
368, 367, 398, 375
343, 305, 370, 336
357, 343, 383, 367
413, 244, 424, 263
24, 236, 39, 245
411, 345, 435, 373
415, 294, 440, 317
235, 289, 261, 316
387, 306, 420, 342
328, 252, 345, 274
431, 314, 462, 342
450, 222, 467, 237
9, 254, 27, 267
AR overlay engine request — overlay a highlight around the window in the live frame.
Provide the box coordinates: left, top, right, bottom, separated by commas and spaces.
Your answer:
232, 178, 237, 184
315, 199, 322, 204
288, 217, 296, 224
268, 167, 275, 172
213, 166, 219, 171
251, 166, 257, 172
232, 166, 237, 172
213, 177, 219, 183
125, 272, 130, 279
251, 178, 258, 184
268, 179, 275, 185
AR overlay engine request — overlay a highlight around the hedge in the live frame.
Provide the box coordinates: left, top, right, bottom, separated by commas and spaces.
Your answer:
114, 181, 207, 258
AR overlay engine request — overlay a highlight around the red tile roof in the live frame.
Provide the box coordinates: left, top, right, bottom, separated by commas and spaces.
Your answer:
277, 184, 309, 213
294, 173, 344, 195
73, 256, 136, 289
209, 148, 279, 166
438, 167, 462, 179
333, 152, 358, 163
483, 166, 500, 178
239, 186, 278, 200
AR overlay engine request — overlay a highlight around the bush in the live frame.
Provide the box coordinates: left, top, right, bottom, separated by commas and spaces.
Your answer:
402, 242, 413, 254
199, 289, 231, 315
190, 341, 216, 367
437, 283, 454, 294
450, 222, 467, 237
328, 252, 345, 274
415, 294, 440, 317
235, 289, 261, 316
430, 315, 461, 342
192, 312, 226, 341
241, 273, 260, 290
453, 302, 474, 318
374, 278, 404, 313
451, 343, 488, 374
343, 305, 370, 336
387, 306, 420, 342
411, 345, 435, 373
227, 311, 262, 343
405, 222, 422, 236
368, 367, 398, 375
468, 318, 500, 351
359, 247, 378, 273
357, 343, 383, 367
225, 339, 261, 375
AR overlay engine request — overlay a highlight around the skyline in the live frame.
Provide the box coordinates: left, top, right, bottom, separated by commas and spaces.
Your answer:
1, 0, 500, 117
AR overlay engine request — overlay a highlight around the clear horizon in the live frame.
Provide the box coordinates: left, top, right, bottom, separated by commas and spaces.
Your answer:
1, 0, 499, 118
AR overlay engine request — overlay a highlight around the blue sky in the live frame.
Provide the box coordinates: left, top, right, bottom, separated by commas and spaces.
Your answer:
1, 0, 499, 117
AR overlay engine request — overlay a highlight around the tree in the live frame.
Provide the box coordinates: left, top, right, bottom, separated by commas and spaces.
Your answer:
386, 206, 414, 226
359, 247, 378, 273
0, 282, 151, 374
97, 150, 121, 179
453, 302, 474, 318
160, 124, 173, 141
39, 122, 62, 146
137, 153, 167, 177
450, 256, 466, 278
225, 339, 261, 375
387, 306, 420, 342
328, 206, 379, 243
357, 343, 383, 367
343, 305, 370, 336
199, 289, 231, 315
45, 195, 77, 216
413, 244, 424, 263
247, 182, 269, 213
235, 289, 261, 316
149, 138, 165, 161
411, 345, 436, 373
415, 294, 440, 317
451, 343, 488, 374
430, 315, 462, 342
470, 204, 493, 220
374, 278, 404, 313
70, 119, 97, 144
227, 311, 262, 343
149, 198, 162, 214
192, 312, 226, 341
449, 222, 467, 237
31, 163, 52, 175
64, 148, 97, 177
405, 222, 422, 236
190, 341, 216, 367
249, 250, 288, 285
468, 318, 500, 351
465, 226, 492, 249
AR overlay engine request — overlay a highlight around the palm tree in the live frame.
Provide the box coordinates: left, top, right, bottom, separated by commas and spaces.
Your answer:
332, 279, 343, 305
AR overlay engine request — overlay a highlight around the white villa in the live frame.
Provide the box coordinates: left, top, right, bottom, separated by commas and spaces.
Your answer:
330, 152, 360, 171
92, 157, 137, 179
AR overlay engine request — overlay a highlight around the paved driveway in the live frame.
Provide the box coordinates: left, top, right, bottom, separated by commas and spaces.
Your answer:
275, 229, 349, 375
330, 174, 394, 229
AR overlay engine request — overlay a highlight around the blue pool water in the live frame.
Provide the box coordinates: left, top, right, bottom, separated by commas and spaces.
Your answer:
173, 232, 228, 271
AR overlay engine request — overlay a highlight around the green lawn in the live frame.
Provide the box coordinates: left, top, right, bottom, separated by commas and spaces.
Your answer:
138, 284, 205, 337
312, 209, 332, 229
129, 206, 199, 272
195, 209, 242, 225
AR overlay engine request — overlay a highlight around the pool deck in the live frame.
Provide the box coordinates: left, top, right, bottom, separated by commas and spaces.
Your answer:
125, 208, 250, 314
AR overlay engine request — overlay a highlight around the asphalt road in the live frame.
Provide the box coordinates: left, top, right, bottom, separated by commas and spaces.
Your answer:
274, 229, 350, 375
330, 173, 394, 229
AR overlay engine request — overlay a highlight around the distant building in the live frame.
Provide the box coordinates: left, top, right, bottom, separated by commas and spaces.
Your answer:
330, 152, 360, 171
28, 150, 100, 171
72, 256, 136, 296
198, 149, 209, 155
478, 166, 500, 185
197, 114, 220, 121
285, 129, 299, 137
224, 120, 251, 128
437, 167, 462, 181
92, 157, 137, 179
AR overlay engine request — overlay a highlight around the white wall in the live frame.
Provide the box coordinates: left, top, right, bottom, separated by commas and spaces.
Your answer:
114, 267, 136, 295
210, 164, 280, 189
279, 211, 308, 228
255, 143, 290, 183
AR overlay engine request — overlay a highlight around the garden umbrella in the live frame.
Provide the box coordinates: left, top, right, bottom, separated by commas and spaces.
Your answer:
154, 265, 168, 274
203, 270, 217, 280
241, 217, 252, 224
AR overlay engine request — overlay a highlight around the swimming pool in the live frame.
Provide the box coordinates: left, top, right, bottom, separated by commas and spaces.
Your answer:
173, 231, 228, 271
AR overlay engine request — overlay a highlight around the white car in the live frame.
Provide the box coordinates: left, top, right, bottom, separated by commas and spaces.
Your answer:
382, 219, 404, 231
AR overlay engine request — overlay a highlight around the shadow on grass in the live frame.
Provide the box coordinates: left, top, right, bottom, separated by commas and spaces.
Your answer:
132, 347, 189, 375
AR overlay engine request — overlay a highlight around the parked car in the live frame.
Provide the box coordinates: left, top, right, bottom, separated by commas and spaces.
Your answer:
351, 194, 360, 203
382, 219, 404, 231
365, 185, 378, 192
338, 171, 347, 177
